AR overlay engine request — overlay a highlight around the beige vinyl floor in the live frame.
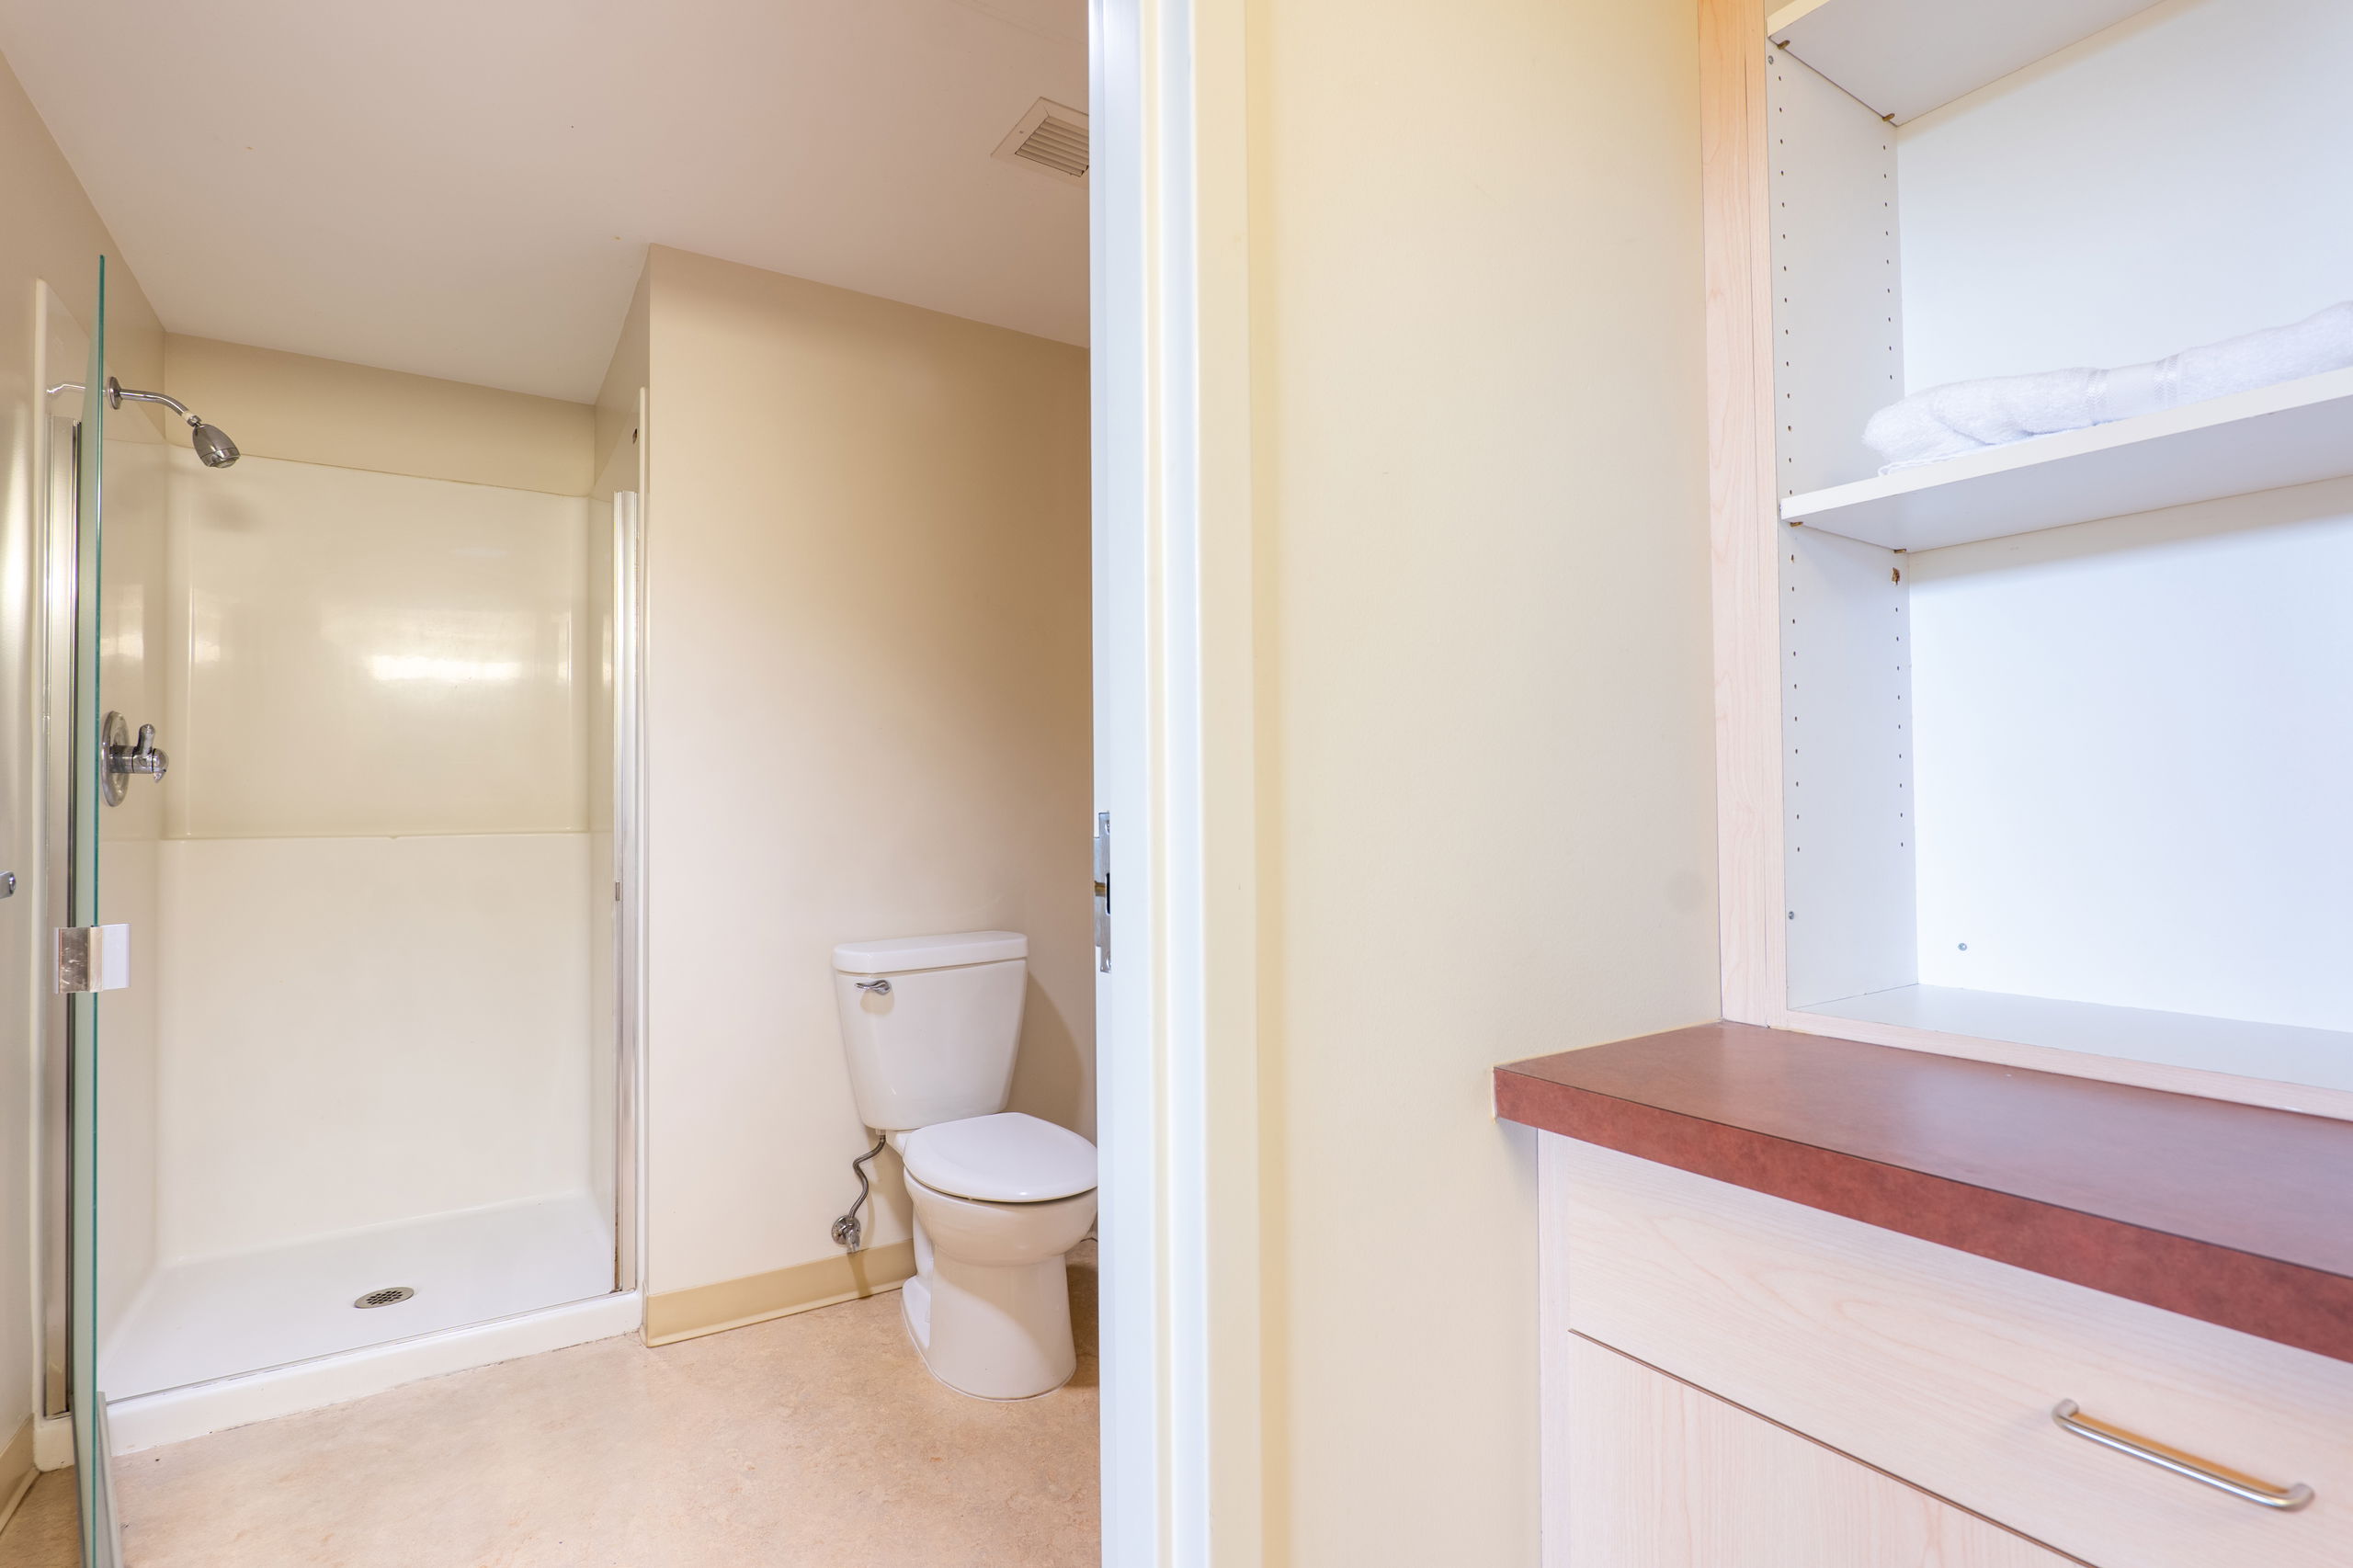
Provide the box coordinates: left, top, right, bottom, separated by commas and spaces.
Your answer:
0, 1472, 78, 1568
0, 1249, 1097, 1567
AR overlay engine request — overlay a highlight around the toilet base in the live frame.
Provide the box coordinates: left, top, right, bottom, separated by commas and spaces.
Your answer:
896, 1206, 1081, 1401
893, 1174, 1094, 1401
905, 1249, 1075, 1400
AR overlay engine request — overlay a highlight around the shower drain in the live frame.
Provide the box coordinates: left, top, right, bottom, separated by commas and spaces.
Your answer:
353, 1286, 416, 1309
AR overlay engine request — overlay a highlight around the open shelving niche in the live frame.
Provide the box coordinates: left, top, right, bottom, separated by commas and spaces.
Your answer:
1759, 2, 2353, 1099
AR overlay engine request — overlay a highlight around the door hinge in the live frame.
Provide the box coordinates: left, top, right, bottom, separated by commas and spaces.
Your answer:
55, 925, 130, 994
1093, 812, 1111, 972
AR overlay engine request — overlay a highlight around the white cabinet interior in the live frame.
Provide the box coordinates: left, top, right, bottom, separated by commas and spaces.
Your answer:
1766, 0, 2166, 125
1758, 0, 2353, 1095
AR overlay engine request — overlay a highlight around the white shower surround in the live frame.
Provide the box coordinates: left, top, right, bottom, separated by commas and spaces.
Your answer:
97, 450, 620, 1408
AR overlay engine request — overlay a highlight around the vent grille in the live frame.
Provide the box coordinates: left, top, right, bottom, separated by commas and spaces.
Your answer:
993, 98, 1088, 186
1015, 115, 1087, 178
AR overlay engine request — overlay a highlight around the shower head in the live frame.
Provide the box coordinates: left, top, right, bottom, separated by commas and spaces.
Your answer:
106, 377, 241, 468
190, 421, 240, 468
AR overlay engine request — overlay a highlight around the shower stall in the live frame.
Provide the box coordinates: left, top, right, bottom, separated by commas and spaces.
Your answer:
41, 260, 642, 1560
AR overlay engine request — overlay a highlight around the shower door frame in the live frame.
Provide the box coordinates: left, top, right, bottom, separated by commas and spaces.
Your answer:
610, 465, 650, 1296
32, 267, 131, 1568
35, 284, 85, 1431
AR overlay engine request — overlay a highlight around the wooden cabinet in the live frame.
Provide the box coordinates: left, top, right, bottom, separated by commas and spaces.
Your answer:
1563, 1336, 2070, 1568
1547, 0, 2353, 1551
1540, 1132, 2353, 1568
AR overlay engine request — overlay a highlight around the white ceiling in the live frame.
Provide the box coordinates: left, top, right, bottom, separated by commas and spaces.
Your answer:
0, 0, 1087, 402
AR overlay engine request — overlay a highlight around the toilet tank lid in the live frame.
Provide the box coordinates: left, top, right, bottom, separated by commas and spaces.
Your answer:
832, 929, 1028, 974
903, 1112, 1097, 1202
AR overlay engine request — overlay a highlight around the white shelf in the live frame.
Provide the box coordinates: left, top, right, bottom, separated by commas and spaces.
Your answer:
1802, 984, 2353, 1095
1768, 0, 2165, 125
1779, 368, 2353, 552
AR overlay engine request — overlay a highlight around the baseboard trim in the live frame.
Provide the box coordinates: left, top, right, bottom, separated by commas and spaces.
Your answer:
108, 1290, 642, 1454
645, 1242, 916, 1346
0, 1415, 35, 1535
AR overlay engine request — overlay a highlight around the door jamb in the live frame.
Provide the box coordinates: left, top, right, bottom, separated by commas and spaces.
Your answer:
1093, 3, 1256, 1563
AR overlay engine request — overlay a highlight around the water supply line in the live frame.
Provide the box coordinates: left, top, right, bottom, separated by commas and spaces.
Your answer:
830, 1132, 888, 1251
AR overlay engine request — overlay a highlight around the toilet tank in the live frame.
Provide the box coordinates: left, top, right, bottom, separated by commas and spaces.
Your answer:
831, 930, 1029, 1131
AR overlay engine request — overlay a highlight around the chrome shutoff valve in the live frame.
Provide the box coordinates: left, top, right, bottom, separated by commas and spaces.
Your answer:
100, 711, 168, 806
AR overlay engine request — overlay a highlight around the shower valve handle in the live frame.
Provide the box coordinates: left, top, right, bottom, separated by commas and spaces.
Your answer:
111, 722, 169, 779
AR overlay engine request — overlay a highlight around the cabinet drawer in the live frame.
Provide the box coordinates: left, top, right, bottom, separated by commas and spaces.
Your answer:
1544, 1132, 2353, 1568
1566, 1335, 2073, 1568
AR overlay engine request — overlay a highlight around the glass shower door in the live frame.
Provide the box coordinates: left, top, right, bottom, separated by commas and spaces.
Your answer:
65, 253, 120, 1568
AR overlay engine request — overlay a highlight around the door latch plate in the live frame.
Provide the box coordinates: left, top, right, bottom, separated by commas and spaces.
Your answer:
1093, 812, 1111, 972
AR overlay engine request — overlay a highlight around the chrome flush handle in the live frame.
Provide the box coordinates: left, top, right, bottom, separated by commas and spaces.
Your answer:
854, 979, 892, 995
2052, 1402, 2314, 1511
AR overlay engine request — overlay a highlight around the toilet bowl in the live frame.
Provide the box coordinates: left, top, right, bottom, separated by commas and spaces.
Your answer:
833, 933, 1098, 1400
892, 1112, 1097, 1400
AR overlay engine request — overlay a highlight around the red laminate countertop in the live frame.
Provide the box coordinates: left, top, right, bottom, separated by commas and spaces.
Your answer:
1495, 1022, 2353, 1364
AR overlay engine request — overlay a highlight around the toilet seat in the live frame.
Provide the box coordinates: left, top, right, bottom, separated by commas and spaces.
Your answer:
901, 1112, 1096, 1203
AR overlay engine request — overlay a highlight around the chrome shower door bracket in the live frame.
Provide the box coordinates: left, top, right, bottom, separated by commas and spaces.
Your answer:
55, 925, 130, 993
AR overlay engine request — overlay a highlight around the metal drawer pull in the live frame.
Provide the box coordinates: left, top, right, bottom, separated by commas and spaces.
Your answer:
2052, 1402, 2313, 1511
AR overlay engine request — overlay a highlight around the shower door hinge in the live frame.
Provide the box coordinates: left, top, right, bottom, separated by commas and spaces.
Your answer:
55, 924, 130, 993
1093, 812, 1111, 972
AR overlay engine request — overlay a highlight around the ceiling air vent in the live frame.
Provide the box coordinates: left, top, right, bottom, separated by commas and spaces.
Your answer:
993, 97, 1088, 187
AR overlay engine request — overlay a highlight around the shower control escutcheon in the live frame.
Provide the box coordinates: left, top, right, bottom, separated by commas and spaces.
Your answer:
100, 711, 168, 806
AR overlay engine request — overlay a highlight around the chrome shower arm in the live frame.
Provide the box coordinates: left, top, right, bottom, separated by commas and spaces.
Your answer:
47, 377, 241, 467
50, 379, 198, 424
107, 377, 199, 425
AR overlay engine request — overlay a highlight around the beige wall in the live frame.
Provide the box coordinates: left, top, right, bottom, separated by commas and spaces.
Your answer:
1243, 1, 1719, 1562
0, 46, 165, 1449
593, 271, 649, 490
635, 247, 1094, 1304
163, 335, 595, 496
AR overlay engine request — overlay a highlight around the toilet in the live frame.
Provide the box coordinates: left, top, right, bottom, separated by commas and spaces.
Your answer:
831, 930, 1097, 1400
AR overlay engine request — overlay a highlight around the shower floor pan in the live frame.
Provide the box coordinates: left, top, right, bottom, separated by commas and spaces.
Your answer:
101, 1191, 616, 1401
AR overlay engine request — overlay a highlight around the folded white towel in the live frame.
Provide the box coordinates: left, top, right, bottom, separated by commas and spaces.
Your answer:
1864, 301, 2353, 472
